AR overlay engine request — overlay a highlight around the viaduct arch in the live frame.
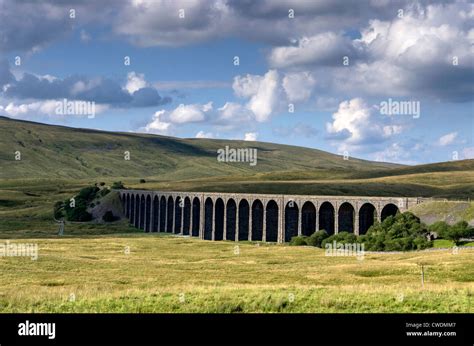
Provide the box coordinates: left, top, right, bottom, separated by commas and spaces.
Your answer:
120, 190, 420, 244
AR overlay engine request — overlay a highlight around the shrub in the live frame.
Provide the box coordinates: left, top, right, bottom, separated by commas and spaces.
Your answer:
306, 230, 329, 247
61, 185, 99, 222
438, 221, 474, 245
139, 179, 146, 184
321, 231, 357, 248
428, 221, 449, 238
361, 212, 432, 251
111, 181, 125, 189
289, 236, 308, 246
77, 186, 99, 201
99, 182, 106, 186
102, 211, 116, 222
53, 201, 65, 219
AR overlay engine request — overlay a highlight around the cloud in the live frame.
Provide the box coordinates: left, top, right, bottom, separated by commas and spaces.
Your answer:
269, 32, 364, 69
125, 72, 147, 94
141, 110, 172, 134
130, 87, 171, 107
153, 80, 230, 90
282, 72, 316, 102
438, 132, 458, 146
1, 64, 171, 108
244, 132, 258, 141
326, 98, 404, 153
111, 0, 415, 47
233, 70, 281, 122
195, 131, 214, 139
0, 60, 14, 88
267, 2, 474, 102
0, 100, 108, 119
0, 0, 117, 53
169, 102, 213, 124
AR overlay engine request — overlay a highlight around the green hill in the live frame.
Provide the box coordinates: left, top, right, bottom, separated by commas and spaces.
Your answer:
0, 116, 472, 199
0, 116, 398, 180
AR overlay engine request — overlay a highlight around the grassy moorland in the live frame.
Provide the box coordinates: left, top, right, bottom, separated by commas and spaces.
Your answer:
0, 234, 473, 313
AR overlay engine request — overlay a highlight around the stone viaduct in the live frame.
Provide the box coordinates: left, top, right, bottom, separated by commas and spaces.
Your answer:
118, 190, 423, 243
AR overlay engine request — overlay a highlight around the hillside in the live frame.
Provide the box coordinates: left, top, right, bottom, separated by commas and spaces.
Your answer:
0, 116, 398, 180
0, 116, 473, 199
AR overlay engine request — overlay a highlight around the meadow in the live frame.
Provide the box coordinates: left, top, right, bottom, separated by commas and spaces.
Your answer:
0, 232, 473, 313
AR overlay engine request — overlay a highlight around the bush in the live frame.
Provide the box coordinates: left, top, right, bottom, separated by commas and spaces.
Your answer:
438, 220, 474, 245
102, 211, 116, 222
139, 179, 146, 184
111, 181, 125, 189
66, 205, 92, 222
289, 236, 308, 246
77, 186, 99, 201
53, 201, 65, 219
321, 231, 358, 248
362, 212, 432, 251
306, 230, 329, 247
428, 221, 449, 238
99, 182, 106, 186
60, 185, 99, 222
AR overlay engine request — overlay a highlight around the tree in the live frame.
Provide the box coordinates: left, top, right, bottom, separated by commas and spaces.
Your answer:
428, 221, 449, 237
438, 221, 474, 245
361, 212, 432, 251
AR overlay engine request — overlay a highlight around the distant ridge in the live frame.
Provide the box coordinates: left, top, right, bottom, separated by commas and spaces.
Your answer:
0, 116, 400, 180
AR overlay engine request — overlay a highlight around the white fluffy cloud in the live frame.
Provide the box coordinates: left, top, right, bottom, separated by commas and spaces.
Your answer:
233, 70, 281, 122
142, 110, 172, 134
169, 102, 213, 124
195, 130, 214, 139
269, 2, 474, 101
244, 132, 258, 141
0, 100, 58, 117
141, 102, 214, 135
125, 72, 147, 94
438, 132, 458, 146
0, 100, 108, 119
326, 98, 404, 153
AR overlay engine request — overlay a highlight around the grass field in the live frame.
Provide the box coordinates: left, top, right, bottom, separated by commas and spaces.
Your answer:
1, 233, 473, 313
0, 178, 472, 313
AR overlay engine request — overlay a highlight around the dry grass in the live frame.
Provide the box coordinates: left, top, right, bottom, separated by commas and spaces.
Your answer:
0, 234, 472, 313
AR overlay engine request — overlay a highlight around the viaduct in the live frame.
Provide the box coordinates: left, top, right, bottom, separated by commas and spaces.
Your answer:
118, 190, 424, 243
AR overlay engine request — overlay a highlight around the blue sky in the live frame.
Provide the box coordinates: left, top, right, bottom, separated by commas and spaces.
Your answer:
0, 0, 473, 165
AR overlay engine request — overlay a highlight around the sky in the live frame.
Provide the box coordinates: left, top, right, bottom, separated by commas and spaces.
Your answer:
0, 0, 473, 165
